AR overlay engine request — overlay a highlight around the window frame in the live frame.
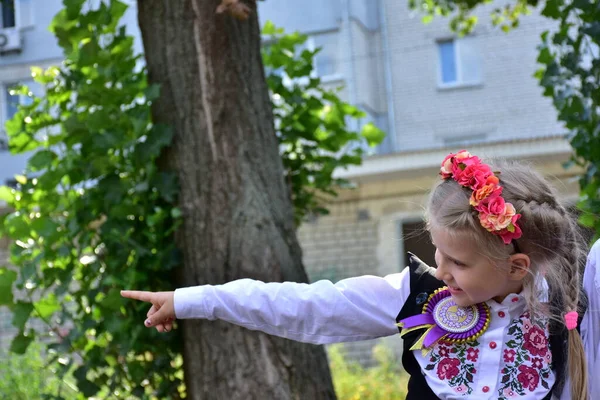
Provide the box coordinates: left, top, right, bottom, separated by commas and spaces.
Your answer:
0, 0, 16, 29
0, 0, 35, 31
263, 31, 344, 88
436, 37, 482, 89
309, 33, 344, 83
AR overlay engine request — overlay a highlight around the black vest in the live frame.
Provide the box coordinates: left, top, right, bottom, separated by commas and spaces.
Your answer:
395, 253, 582, 400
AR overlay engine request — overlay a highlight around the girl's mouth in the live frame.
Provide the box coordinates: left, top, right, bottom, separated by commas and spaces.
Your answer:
447, 286, 463, 294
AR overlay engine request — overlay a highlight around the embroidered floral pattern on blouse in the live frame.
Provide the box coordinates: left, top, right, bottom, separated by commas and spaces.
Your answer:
424, 340, 480, 395
497, 311, 552, 399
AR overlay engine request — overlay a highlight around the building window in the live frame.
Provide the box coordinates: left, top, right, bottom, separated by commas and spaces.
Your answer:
311, 32, 341, 80
437, 37, 481, 87
264, 30, 342, 88
1, 0, 15, 29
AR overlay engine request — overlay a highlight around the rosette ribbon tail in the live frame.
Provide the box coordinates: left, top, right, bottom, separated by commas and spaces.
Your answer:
396, 313, 435, 334
397, 313, 448, 355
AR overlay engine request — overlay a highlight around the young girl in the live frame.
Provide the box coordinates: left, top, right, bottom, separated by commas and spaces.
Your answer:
122, 151, 599, 399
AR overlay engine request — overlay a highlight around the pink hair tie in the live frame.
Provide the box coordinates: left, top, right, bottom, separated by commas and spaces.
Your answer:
564, 311, 578, 331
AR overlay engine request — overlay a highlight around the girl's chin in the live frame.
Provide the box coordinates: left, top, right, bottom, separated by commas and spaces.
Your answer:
450, 293, 476, 307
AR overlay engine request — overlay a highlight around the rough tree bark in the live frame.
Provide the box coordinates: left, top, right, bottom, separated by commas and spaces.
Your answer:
136, 1, 337, 399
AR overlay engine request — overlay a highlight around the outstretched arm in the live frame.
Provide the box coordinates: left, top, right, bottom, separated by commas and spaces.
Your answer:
121, 268, 410, 344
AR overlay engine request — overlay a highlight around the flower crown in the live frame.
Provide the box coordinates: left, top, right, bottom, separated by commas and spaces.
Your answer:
440, 150, 522, 245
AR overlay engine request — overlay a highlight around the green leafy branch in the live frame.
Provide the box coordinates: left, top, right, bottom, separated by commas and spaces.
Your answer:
262, 21, 385, 224
0, 0, 183, 398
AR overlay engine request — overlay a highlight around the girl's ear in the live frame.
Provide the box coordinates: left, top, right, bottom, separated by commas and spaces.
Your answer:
508, 253, 531, 281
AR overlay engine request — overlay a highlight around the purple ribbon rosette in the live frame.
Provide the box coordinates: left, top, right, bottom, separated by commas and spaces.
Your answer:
397, 287, 491, 355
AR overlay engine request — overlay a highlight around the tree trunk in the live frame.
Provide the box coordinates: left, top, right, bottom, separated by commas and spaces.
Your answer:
136, 1, 337, 399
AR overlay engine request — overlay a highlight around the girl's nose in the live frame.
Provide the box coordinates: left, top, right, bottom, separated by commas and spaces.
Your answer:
434, 262, 450, 281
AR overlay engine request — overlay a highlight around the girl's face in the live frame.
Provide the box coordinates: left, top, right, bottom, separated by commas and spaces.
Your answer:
431, 227, 522, 307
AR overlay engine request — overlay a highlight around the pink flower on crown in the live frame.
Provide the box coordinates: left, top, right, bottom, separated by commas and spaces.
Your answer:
496, 214, 522, 244
476, 193, 505, 214
470, 182, 503, 207
454, 150, 472, 161
455, 163, 493, 190
450, 154, 481, 180
478, 201, 516, 231
441, 150, 475, 175
440, 153, 455, 179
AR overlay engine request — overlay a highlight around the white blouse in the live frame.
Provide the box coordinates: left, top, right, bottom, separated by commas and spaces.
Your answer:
579, 240, 600, 399
174, 244, 600, 400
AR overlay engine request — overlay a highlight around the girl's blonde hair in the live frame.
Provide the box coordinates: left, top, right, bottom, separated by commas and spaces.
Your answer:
426, 158, 588, 400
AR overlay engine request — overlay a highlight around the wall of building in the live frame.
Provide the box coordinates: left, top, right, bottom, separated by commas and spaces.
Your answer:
383, 0, 563, 151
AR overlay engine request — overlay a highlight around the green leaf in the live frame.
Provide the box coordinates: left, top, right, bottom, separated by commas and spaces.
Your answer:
31, 216, 60, 238
541, 0, 561, 19
102, 288, 122, 310
10, 330, 35, 354
11, 301, 34, 330
262, 20, 278, 35
360, 123, 386, 146
537, 47, 553, 65
0, 186, 14, 203
144, 84, 161, 101
64, 0, 86, 20
14, 175, 27, 185
28, 150, 57, 171
35, 294, 61, 319
0, 267, 17, 305
579, 213, 595, 227
74, 366, 101, 398
79, 40, 102, 66
108, 0, 129, 28
4, 213, 30, 239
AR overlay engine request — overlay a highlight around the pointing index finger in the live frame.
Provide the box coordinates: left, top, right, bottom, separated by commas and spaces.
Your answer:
121, 290, 154, 302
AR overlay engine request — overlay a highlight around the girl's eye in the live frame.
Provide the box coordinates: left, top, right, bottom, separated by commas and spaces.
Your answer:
451, 259, 466, 267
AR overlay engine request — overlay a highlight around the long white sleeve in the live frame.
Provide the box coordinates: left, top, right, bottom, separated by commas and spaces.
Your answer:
173, 269, 410, 345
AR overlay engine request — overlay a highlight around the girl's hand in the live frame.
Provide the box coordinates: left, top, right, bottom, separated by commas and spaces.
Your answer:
120, 290, 175, 333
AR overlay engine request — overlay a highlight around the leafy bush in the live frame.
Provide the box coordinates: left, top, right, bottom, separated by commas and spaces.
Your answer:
328, 344, 408, 400
0, 341, 78, 400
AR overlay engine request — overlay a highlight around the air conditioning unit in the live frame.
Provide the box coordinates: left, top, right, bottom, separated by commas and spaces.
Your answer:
0, 29, 22, 55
